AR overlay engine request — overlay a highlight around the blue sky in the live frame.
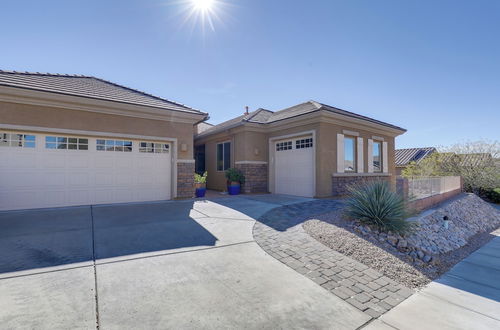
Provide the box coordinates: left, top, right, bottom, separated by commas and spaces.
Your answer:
1, 0, 498, 148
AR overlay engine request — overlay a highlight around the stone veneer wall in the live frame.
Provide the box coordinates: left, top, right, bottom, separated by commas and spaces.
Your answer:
235, 163, 268, 193
177, 162, 195, 198
332, 175, 391, 196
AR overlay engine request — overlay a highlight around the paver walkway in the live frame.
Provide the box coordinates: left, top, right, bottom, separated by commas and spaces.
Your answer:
253, 200, 414, 319
364, 230, 500, 329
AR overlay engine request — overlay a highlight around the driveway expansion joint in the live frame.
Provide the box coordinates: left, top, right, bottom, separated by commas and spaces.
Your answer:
253, 199, 414, 319
90, 205, 100, 330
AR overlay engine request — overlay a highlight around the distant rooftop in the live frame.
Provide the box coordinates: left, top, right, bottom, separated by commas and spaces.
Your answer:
0, 70, 206, 116
395, 147, 436, 166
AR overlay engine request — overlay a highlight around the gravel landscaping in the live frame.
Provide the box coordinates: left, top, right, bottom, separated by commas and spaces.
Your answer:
303, 193, 500, 289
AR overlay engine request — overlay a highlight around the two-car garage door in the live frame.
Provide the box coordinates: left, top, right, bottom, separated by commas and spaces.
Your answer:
0, 131, 172, 211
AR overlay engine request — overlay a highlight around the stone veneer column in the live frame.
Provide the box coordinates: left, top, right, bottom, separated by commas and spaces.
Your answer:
331, 175, 392, 197
235, 162, 268, 193
177, 161, 195, 198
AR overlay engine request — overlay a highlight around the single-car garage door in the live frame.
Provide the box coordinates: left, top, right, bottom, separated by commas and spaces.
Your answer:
273, 136, 314, 197
0, 131, 172, 211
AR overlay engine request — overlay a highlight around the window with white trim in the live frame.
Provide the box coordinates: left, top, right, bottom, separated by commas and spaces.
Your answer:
46, 136, 88, 150
296, 138, 313, 149
96, 139, 132, 152
0, 132, 35, 148
276, 141, 292, 151
139, 142, 169, 153
344, 136, 356, 172
217, 142, 231, 171
373, 141, 382, 172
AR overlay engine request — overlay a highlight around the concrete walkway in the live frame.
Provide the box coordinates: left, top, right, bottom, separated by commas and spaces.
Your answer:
364, 230, 500, 330
0, 195, 370, 329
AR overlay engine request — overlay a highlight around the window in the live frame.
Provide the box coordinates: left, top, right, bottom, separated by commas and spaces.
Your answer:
46, 136, 88, 150
217, 142, 231, 171
344, 136, 356, 172
296, 138, 313, 149
276, 141, 292, 151
0, 132, 35, 148
139, 142, 169, 153
373, 141, 382, 172
97, 139, 132, 152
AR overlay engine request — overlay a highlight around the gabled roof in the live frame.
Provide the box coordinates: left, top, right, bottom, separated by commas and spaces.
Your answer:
196, 108, 273, 136
0, 70, 206, 116
395, 147, 436, 166
196, 100, 406, 138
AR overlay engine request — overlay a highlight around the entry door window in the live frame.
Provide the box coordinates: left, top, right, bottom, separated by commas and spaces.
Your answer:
217, 142, 231, 171
344, 136, 356, 172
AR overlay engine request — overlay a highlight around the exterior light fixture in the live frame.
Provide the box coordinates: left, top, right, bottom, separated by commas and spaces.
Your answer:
443, 215, 449, 229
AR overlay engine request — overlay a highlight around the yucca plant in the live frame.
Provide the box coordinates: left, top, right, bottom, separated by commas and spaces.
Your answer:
344, 181, 416, 235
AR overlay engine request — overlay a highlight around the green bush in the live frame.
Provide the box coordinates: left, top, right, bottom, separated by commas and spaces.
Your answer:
483, 188, 500, 204
194, 171, 207, 184
225, 168, 245, 184
344, 181, 416, 235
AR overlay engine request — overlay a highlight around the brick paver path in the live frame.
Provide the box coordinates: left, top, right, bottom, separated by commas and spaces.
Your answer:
253, 200, 414, 319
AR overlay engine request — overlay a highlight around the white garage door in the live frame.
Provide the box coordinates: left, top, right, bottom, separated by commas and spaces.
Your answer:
0, 131, 172, 211
274, 136, 314, 197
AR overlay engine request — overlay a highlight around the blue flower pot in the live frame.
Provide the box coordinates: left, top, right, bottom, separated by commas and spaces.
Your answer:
228, 185, 240, 195
195, 187, 206, 198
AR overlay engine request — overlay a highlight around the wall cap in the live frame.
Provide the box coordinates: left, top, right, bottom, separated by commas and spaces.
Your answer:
332, 173, 391, 177
235, 161, 268, 165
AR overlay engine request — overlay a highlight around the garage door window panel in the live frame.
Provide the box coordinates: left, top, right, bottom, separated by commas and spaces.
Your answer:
46, 136, 88, 150
276, 141, 292, 151
97, 139, 132, 152
139, 142, 169, 153
296, 138, 313, 149
217, 142, 231, 171
1, 132, 36, 148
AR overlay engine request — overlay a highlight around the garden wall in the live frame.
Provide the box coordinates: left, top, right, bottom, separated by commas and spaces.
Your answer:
397, 176, 463, 211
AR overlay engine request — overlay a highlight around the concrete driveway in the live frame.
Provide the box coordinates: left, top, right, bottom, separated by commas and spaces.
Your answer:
0, 195, 370, 329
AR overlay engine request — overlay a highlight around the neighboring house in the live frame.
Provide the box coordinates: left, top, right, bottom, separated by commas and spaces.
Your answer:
395, 147, 436, 175
0, 71, 207, 211
194, 101, 406, 197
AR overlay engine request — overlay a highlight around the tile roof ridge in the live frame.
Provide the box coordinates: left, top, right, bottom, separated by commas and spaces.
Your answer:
244, 108, 273, 122
0, 69, 91, 78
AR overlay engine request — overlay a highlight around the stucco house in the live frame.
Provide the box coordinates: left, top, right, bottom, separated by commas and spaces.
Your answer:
395, 147, 436, 175
194, 101, 406, 197
0, 71, 207, 211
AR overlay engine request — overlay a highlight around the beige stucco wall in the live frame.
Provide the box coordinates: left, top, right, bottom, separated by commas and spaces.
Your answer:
0, 101, 195, 159
195, 131, 233, 191
195, 113, 401, 196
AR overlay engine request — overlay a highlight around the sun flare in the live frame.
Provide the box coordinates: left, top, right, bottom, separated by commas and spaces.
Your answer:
191, 0, 214, 11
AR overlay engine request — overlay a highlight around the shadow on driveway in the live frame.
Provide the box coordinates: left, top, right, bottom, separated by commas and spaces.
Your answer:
0, 201, 217, 275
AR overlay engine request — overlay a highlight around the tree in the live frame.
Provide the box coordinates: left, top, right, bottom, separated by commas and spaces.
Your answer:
402, 140, 500, 194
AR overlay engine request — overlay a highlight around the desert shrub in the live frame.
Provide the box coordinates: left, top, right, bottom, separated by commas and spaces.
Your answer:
344, 181, 416, 235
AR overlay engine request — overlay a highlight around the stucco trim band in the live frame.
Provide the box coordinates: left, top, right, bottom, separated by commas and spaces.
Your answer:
0, 124, 179, 142
235, 161, 268, 165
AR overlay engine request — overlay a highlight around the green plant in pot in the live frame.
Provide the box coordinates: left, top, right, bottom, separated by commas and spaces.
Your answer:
194, 171, 207, 198
225, 168, 245, 195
